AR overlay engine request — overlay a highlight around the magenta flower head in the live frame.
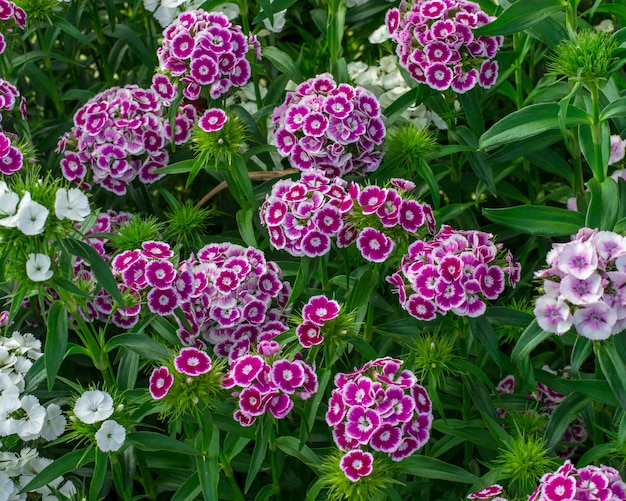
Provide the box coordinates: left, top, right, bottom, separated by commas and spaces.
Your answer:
386, 0, 503, 92
302, 295, 340, 325
199, 108, 228, 132
340, 449, 374, 482
0, 1, 26, 56
174, 347, 212, 376
271, 73, 386, 177
153, 9, 257, 107
57, 85, 193, 194
149, 366, 174, 399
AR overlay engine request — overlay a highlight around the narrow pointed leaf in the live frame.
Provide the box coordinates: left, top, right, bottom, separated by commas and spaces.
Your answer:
473, 0, 567, 36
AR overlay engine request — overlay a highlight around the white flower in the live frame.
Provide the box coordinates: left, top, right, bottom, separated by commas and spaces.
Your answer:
0, 373, 19, 401
217, 2, 240, 20
95, 420, 126, 452
54, 188, 90, 221
0, 471, 15, 501
73, 390, 114, 424
368, 24, 392, 44
0, 190, 18, 217
39, 403, 66, 441
263, 10, 286, 33
15, 395, 45, 440
58, 480, 77, 498
13, 192, 49, 235
0, 397, 20, 437
25, 254, 53, 282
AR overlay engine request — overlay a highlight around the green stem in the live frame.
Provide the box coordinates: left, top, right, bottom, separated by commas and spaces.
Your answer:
269, 426, 282, 500
566, 0, 580, 38
589, 80, 605, 182
220, 451, 246, 501
363, 302, 375, 344
327, 0, 346, 78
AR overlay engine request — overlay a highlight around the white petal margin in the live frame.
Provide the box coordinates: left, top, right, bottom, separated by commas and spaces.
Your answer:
26, 253, 54, 282
54, 187, 90, 222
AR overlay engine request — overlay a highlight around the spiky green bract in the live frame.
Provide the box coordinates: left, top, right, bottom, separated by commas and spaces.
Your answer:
319, 450, 400, 501
384, 124, 437, 176
409, 331, 458, 388
492, 433, 558, 498
162, 201, 213, 251
109, 215, 163, 252
190, 113, 247, 167
498, 299, 533, 345
504, 408, 547, 438
14, 0, 60, 24
548, 30, 618, 81
155, 357, 227, 421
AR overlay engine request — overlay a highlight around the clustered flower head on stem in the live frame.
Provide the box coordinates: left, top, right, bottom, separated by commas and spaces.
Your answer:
173, 242, 292, 358
295, 294, 347, 348
533, 228, 626, 340
224, 350, 318, 426
326, 357, 432, 481
0, 0, 26, 55
496, 372, 588, 459
152, 9, 258, 106
271, 73, 386, 177
388, 224, 521, 321
259, 169, 352, 258
386, 0, 503, 92
57, 84, 194, 195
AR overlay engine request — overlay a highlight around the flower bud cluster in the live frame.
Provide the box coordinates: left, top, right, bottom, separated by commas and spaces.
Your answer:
153, 9, 256, 104
496, 373, 587, 459
326, 357, 432, 481
386, 0, 503, 92
174, 242, 292, 358
271, 73, 386, 177
0, 1, 26, 55
533, 228, 626, 340
223, 351, 318, 426
388, 225, 520, 321
259, 170, 352, 258
57, 85, 194, 195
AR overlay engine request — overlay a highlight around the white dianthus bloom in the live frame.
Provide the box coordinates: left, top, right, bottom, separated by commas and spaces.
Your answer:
54, 188, 90, 222
218, 2, 240, 20
58, 480, 77, 498
0, 190, 18, 217
13, 357, 32, 376
0, 397, 20, 437
95, 420, 126, 452
15, 395, 45, 440
0, 347, 16, 369
0, 373, 19, 401
0, 471, 15, 501
368, 23, 392, 44
8, 332, 41, 360
263, 10, 286, 33
39, 404, 66, 442
25, 254, 53, 282
13, 193, 49, 236
73, 390, 114, 424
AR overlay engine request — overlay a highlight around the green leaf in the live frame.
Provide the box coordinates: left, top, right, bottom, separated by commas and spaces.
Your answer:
245, 418, 272, 493
105, 334, 171, 360
45, 302, 68, 391
468, 317, 502, 369
156, 159, 196, 175
89, 449, 108, 501
52, 15, 96, 49
286, 257, 314, 307
104, 24, 155, 68
579, 121, 610, 182
127, 432, 199, 455
586, 177, 619, 230
511, 319, 553, 363
171, 471, 201, 501
416, 159, 441, 209
544, 392, 589, 450
59, 238, 124, 306
479, 104, 591, 150
397, 455, 481, 483
600, 96, 626, 121
261, 46, 303, 83
224, 155, 256, 210
473, 0, 567, 36
596, 338, 626, 409
275, 436, 323, 470
236, 208, 257, 248
20, 448, 95, 493
196, 428, 219, 501
482, 205, 585, 236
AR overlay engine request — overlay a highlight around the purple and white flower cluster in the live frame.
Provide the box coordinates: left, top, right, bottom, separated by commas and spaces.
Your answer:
496, 373, 587, 459
326, 357, 432, 481
149, 346, 212, 400
224, 351, 318, 426
348, 178, 436, 263
153, 9, 257, 104
0, 0, 26, 55
296, 294, 341, 348
386, 0, 503, 92
533, 228, 626, 340
388, 225, 521, 321
0, 78, 26, 176
57, 85, 193, 195
467, 484, 507, 501
271, 73, 386, 177
259, 170, 352, 258
174, 242, 291, 358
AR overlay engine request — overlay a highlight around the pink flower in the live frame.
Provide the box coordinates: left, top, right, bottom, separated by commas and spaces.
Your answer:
271, 359, 305, 394
199, 108, 227, 132
556, 241, 598, 280
572, 302, 617, 340
230, 355, 265, 386
149, 366, 174, 399
357, 227, 394, 263
468, 485, 504, 499
296, 321, 323, 348
174, 347, 212, 376
302, 295, 340, 326
534, 295, 573, 335
339, 449, 374, 482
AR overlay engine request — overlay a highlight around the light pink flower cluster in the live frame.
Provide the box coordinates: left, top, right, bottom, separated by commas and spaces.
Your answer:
533, 228, 626, 340
174, 242, 292, 359
388, 225, 521, 321
386, 0, 503, 92
259, 170, 352, 257
347, 178, 436, 263
149, 347, 212, 400
296, 295, 341, 348
223, 351, 318, 426
326, 357, 432, 481
271, 73, 386, 177
153, 9, 257, 104
57, 85, 195, 195
496, 374, 587, 459
0, 1, 26, 55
